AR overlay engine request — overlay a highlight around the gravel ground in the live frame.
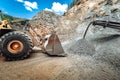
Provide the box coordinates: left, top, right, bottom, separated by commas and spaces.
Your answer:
0, 51, 119, 80
0, 52, 71, 80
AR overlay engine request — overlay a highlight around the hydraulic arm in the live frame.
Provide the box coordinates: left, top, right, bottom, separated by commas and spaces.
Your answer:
83, 20, 120, 39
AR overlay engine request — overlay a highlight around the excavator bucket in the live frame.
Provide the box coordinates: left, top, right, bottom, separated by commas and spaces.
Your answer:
44, 33, 66, 56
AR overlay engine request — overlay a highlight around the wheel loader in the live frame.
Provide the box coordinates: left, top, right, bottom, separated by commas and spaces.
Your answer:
0, 11, 65, 61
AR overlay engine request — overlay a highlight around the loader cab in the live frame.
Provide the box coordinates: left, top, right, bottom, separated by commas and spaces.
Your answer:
0, 10, 13, 37
0, 20, 12, 29
0, 10, 12, 29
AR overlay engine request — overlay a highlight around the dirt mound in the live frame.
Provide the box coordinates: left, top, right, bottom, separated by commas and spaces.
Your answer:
30, 11, 61, 28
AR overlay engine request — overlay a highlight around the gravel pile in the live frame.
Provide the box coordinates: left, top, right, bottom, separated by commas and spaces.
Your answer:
30, 11, 61, 28
64, 27, 120, 80
67, 39, 95, 56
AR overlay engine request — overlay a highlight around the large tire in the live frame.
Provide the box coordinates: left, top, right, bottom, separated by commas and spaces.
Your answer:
0, 31, 33, 60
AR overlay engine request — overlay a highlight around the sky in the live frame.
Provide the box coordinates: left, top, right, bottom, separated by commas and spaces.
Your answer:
0, 0, 72, 19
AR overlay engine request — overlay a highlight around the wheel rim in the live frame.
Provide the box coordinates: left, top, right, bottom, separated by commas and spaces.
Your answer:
7, 40, 24, 54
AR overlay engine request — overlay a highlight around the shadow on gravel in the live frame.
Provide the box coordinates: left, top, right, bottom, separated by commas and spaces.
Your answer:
93, 34, 120, 43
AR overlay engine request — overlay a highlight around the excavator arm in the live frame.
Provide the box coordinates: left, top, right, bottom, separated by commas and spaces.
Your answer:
83, 20, 120, 39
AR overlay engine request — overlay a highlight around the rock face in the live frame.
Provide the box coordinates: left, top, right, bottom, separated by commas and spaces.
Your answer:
55, 0, 120, 41
65, 0, 119, 20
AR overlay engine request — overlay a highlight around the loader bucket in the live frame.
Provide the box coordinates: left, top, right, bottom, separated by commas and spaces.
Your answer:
44, 33, 66, 56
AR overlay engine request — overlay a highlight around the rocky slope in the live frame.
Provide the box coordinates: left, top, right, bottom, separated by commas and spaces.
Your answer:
30, 0, 120, 41
56, 0, 120, 41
